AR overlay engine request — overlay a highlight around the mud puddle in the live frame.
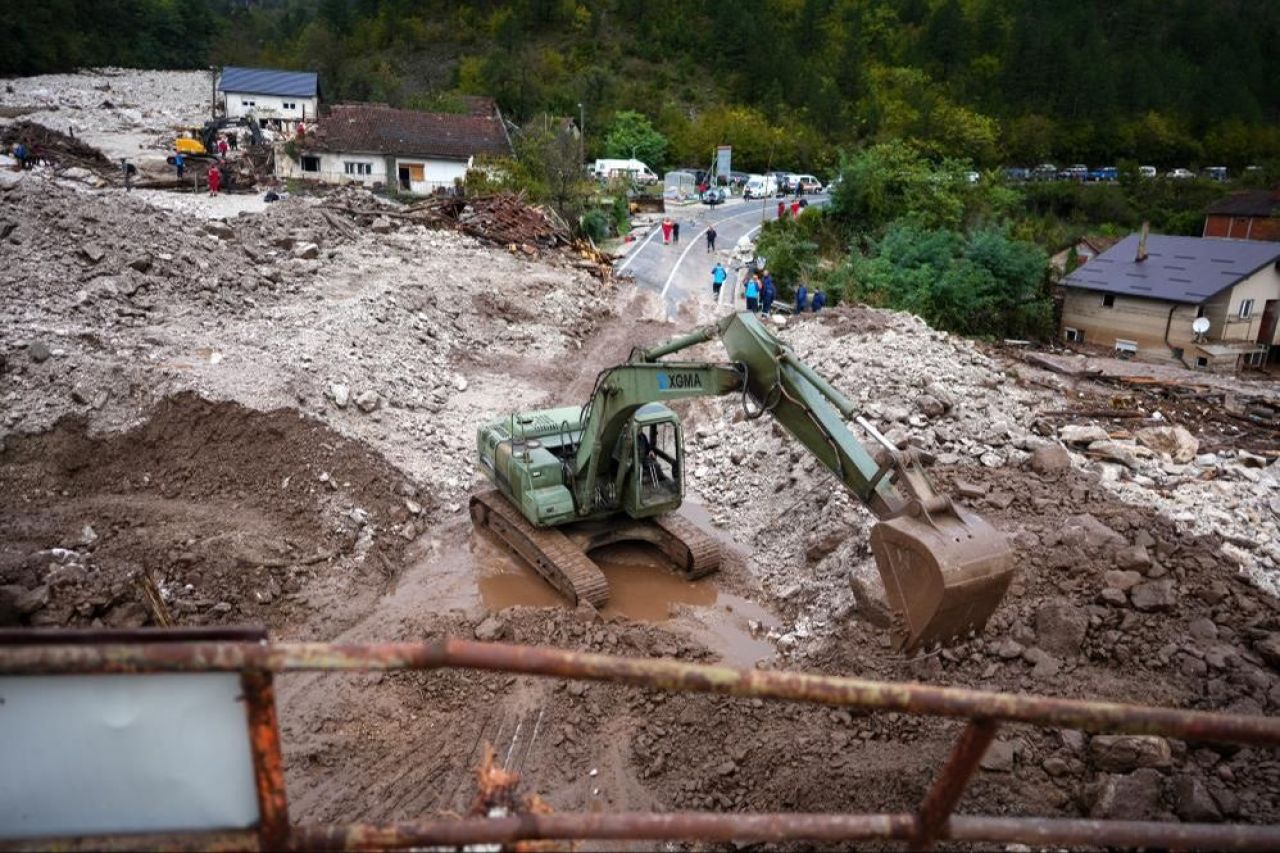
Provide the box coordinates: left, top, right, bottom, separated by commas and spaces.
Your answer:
462, 499, 779, 667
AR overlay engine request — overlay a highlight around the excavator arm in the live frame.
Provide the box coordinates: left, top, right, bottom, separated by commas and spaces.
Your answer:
632, 312, 1015, 652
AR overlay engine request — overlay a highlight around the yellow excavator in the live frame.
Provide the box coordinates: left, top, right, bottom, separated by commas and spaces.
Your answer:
472, 312, 1014, 652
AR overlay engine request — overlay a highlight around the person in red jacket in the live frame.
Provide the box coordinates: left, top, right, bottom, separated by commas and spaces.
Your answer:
207, 163, 221, 196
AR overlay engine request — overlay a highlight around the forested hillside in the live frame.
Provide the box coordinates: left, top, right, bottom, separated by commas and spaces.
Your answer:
4, 0, 1279, 171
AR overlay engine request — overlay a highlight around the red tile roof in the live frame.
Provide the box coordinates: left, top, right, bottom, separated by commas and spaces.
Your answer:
309, 103, 511, 160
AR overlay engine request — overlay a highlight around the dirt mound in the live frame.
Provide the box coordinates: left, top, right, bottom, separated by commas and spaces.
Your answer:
0, 393, 423, 634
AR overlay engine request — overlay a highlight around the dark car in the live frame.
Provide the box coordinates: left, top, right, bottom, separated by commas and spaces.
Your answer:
702, 187, 727, 206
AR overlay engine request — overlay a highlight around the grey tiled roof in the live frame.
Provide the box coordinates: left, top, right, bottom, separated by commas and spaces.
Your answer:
1062, 234, 1280, 304
219, 66, 318, 99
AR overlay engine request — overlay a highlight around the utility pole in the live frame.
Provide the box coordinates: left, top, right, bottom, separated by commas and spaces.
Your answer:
577, 102, 585, 165
209, 66, 219, 119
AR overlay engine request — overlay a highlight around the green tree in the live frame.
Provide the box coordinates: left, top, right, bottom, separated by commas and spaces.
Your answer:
603, 110, 668, 168
828, 142, 970, 238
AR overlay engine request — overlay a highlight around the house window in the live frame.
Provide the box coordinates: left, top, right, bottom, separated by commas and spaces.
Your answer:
283, 102, 296, 110
344, 161, 373, 176
1196, 305, 1206, 318
1196, 356, 1209, 368
242, 99, 255, 108
1102, 294, 1116, 308
300, 156, 319, 173
1064, 327, 1084, 343
1239, 299, 1255, 319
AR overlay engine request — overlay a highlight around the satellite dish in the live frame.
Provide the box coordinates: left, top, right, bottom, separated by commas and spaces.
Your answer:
1192, 317, 1210, 334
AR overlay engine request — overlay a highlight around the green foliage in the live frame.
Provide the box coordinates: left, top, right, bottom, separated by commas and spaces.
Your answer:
579, 209, 610, 242
754, 217, 820, 301
603, 110, 667, 167
828, 143, 971, 238
839, 223, 1051, 340
8, 0, 1280, 170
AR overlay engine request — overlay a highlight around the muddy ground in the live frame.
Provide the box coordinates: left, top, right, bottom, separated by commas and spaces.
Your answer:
3, 70, 1280, 847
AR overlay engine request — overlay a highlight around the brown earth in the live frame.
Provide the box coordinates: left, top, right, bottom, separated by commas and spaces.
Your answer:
2, 156, 1279, 846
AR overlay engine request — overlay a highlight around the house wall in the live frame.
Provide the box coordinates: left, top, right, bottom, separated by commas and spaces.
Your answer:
391, 156, 470, 194
1202, 264, 1280, 345
224, 93, 318, 121
1060, 290, 1197, 362
276, 150, 471, 194
1203, 214, 1280, 242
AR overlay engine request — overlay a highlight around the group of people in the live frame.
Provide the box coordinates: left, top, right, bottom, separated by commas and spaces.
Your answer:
9, 142, 40, 170
709, 261, 825, 314
660, 216, 681, 244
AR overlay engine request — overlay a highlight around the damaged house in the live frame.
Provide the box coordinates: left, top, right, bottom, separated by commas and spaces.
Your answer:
1060, 229, 1280, 370
279, 100, 512, 194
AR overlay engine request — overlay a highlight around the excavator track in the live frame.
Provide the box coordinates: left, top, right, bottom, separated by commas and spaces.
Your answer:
652, 513, 721, 580
470, 490, 610, 609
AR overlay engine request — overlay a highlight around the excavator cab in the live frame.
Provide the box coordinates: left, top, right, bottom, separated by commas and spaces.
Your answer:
627, 406, 684, 516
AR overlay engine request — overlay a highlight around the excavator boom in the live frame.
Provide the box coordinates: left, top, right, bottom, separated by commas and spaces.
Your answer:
641, 313, 1015, 652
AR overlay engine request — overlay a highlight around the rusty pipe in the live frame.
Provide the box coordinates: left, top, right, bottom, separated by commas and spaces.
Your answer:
3, 637, 1280, 746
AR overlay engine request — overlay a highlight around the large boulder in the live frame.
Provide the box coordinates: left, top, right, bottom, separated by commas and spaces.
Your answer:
1029, 442, 1071, 475
1035, 599, 1088, 656
1130, 580, 1177, 612
1090, 769, 1164, 820
1135, 425, 1199, 463
1059, 424, 1109, 445
1090, 735, 1173, 772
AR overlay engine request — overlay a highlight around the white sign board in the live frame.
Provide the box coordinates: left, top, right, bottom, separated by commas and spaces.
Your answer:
0, 673, 260, 839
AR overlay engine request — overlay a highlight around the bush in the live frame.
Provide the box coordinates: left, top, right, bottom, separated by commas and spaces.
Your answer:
579, 210, 610, 242
838, 222, 1052, 340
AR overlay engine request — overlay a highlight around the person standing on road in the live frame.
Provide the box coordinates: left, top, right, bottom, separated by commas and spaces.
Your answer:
790, 199, 801, 219
672, 220, 681, 243
207, 163, 221, 196
811, 289, 826, 312
761, 271, 776, 315
744, 273, 760, 313
174, 151, 185, 179
661, 217, 673, 245
217, 136, 229, 159
795, 283, 808, 313
706, 224, 716, 252
711, 263, 727, 299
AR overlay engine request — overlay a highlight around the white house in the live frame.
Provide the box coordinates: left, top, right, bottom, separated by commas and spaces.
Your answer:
218, 66, 319, 122
279, 101, 513, 195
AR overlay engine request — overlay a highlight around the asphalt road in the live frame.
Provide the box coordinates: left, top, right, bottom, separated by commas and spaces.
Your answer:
616, 194, 829, 317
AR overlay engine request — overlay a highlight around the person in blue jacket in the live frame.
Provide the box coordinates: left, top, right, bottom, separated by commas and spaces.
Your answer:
795, 283, 808, 313
761, 271, 776, 315
744, 273, 760, 313
811, 289, 827, 312
711, 263, 727, 299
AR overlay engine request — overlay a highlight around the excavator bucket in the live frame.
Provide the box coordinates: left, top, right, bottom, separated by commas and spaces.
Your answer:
869, 505, 1015, 654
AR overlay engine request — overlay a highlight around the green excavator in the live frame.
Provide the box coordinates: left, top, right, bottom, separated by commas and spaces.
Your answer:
472, 312, 1015, 652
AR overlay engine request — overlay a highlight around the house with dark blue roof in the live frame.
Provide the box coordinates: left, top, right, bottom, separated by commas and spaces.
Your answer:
218, 66, 319, 122
1060, 229, 1280, 370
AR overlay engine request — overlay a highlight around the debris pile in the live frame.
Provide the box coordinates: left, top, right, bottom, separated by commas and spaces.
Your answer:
1, 121, 111, 172
323, 189, 617, 279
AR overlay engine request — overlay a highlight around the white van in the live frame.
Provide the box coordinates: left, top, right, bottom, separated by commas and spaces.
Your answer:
743, 174, 777, 199
592, 158, 659, 184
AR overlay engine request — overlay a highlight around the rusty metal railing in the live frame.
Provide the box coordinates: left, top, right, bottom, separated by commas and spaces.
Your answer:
2, 630, 1279, 851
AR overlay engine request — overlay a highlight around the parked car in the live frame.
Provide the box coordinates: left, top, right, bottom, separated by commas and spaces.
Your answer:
743, 174, 778, 199
1166, 167, 1194, 180
1058, 164, 1089, 181
791, 174, 824, 193
727, 170, 750, 187
702, 187, 727, 206
1003, 166, 1031, 182
1138, 165, 1157, 178
1088, 166, 1118, 182
1032, 163, 1058, 181
964, 171, 980, 184
1203, 166, 1227, 182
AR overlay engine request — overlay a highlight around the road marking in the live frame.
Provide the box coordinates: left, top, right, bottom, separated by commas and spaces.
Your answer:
616, 221, 662, 272
659, 205, 772, 298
